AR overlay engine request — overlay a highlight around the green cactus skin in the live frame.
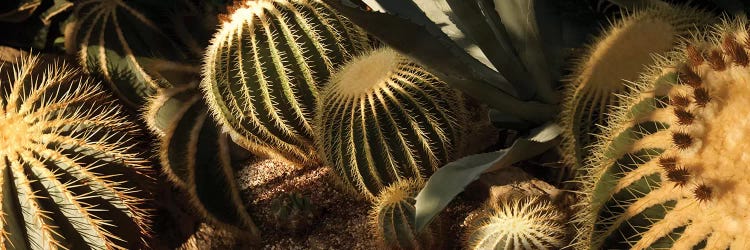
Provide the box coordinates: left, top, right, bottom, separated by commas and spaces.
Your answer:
67, 0, 193, 108
144, 83, 259, 240
572, 18, 750, 249
0, 55, 152, 249
560, 4, 713, 174
463, 196, 567, 250
269, 192, 318, 232
315, 47, 466, 200
369, 179, 441, 250
201, 0, 370, 166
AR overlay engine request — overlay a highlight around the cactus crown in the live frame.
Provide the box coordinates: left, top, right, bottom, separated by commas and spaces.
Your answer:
463, 196, 567, 250
560, 4, 713, 171
573, 17, 750, 249
369, 178, 440, 249
201, 0, 370, 166
0, 55, 152, 249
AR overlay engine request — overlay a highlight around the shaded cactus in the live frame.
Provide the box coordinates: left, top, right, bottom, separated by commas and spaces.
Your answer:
369, 178, 441, 249
315, 47, 466, 199
144, 83, 259, 240
201, 0, 370, 166
560, 4, 713, 172
572, 18, 750, 249
0, 55, 152, 249
66, 0, 193, 107
269, 192, 318, 232
463, 195, 567, 250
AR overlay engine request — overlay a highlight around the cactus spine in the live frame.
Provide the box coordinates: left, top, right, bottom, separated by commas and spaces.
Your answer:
67, 0, 191, 107
0, 55, 152, 249
269, 192, 318, 232
145, 83, 259, 239
573, 18, 750, 249
201, 0, 370, 166
560, 4, 713, 172
463, 196, 567, 250
316, 47, 465, 199
369, 178, 441, 249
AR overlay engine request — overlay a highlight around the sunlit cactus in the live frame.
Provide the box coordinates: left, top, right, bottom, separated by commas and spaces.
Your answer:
0, 55, 152, 249
463, 196, 567, 250
144, 83, 259, 240
315, 47, 465, 199
573, 18, 750, 249
369, 178, 441, 249
560, 4, 713, 172
67, 0, 192, 107
201, 0, 370, 166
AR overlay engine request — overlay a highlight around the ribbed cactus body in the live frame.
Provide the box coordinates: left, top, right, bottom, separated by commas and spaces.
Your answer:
202, 0, 370, 166
560, 5, 712, 172
369, 179, 440, 249
68, 0, 190, 107
463, 196, 567, 250
269, 192, 317, 232
145, 84, 259, 239
316, 48, 465, 199
573, 18, 750, 249
0, 55, 152, 249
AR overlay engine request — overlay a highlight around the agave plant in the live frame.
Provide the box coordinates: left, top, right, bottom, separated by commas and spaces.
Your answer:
0, 54, 152, 249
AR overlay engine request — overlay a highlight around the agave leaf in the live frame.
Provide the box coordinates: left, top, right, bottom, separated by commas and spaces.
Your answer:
413, 123, 562, 232
345, 0, 515, 96
494, 0, 561, 104
0, 0, 41, 23
39, 0, 73, 25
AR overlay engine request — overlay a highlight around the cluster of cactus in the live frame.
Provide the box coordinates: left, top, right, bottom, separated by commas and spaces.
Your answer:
144, 83, 259, 239
269, 192, 318, 232
201, 0, 371, 166
572, 17, 750, 249
560, 4, 713, 172
316, 47, 466, 200
0, 55, 152, 249
368, 178, 441, 249
463, 195, 567, 250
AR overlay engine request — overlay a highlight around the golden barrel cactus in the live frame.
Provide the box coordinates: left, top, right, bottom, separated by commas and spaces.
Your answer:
573, 17, 750, 249
201, 0, 370, 166
369, 178, 441, 249
0, 55, 152, 249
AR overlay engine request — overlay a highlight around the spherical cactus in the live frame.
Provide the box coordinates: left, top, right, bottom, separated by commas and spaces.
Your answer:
201, 0, 370, 166
463, 196, 567, 250
315, 47, 466, 199
144, 83, 259, 239
560, 4, 713, 173
269, 192, 318, 233
0, 55, 152, 249
369, 178, 441, 249
67, 0, 191, 107
573, 18, 750, 249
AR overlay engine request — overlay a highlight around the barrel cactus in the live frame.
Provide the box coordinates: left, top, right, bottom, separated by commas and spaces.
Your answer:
67, 0, 190, 107
315, 47, 465, 199
0, 55, 152, 249
369, 178, 441, 249
269, 192, 318, 232
144, 83, 259, 239
201, 0, 370, 166
463, 196, 567, 250
573, 18, 750, 249
560, 4, 712, 171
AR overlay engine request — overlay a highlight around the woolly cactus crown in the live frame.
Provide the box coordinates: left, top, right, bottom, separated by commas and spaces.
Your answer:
573, 17, 750, 249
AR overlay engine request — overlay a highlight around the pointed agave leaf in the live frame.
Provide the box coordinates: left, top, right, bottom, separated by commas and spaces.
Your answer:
0, 0, 41, 23
145, 84, 260, 241
66, 0, 190, 108
414, 123, 562, 232
39, 0, 74, 25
